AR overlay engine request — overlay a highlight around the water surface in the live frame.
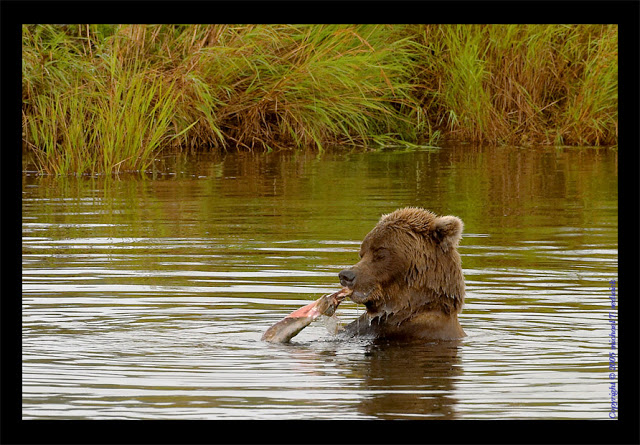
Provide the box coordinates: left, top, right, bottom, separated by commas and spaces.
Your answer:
22, 145, 618, 419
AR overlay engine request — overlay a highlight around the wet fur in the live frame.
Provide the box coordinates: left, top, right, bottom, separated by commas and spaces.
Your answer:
340, 207, 466, 340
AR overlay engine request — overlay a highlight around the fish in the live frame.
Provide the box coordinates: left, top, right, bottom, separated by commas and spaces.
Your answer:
261, 288, 353, 343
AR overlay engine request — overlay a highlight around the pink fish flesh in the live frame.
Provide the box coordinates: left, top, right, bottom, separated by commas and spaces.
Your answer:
261, 288, 352, 343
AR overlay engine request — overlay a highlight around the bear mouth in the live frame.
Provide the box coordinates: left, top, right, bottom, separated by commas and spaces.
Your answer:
349, 289, 370, 304
347, 284, 381, 305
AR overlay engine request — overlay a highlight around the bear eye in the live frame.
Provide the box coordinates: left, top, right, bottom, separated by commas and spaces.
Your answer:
373, 248, 388, 261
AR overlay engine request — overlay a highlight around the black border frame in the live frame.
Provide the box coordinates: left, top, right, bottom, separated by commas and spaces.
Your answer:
2, 2, 638, 444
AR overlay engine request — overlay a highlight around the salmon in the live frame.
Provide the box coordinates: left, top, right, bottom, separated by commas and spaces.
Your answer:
261, 288, 352, 343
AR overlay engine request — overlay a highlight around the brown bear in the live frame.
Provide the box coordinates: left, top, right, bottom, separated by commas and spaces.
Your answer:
339, 207, 466, 341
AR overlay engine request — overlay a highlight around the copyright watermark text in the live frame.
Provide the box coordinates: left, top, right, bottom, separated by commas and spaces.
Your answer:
608, 279, 617, 419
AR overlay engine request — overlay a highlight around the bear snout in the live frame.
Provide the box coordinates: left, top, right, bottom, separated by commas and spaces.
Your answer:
338, 269, 356, 288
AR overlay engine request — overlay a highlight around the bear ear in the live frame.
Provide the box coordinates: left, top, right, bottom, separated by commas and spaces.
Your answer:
432, 215, 463, 249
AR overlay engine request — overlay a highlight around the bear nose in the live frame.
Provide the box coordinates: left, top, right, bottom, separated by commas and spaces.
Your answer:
338, 269, 356, 288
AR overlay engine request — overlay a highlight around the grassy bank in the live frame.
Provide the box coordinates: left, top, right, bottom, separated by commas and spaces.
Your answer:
22, 24, 618, 175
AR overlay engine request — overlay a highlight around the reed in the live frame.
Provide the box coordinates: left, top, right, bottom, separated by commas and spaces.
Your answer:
23, 26, 182, 175
411, 24, 618, 145
22, 24, 618, 175
163, 24, 429, 151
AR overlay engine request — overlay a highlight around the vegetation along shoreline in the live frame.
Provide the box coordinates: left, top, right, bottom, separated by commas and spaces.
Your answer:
22, 24, 618, 175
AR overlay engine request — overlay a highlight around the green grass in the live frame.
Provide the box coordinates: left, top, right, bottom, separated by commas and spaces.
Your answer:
411, 24, 618, 145
22, 24, 618, 175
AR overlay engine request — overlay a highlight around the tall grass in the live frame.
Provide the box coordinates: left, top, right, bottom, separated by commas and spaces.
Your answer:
412, 24, 618, 145
22, 24, 618, 175
23, 26, 183, 174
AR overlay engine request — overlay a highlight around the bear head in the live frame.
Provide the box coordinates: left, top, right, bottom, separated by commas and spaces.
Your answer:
339, 207, 465, 319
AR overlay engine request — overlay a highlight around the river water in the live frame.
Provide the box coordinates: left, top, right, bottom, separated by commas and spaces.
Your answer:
22, 145, 618, 419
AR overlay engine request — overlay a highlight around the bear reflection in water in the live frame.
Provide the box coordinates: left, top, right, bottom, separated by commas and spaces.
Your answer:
356, 339, 462, 419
